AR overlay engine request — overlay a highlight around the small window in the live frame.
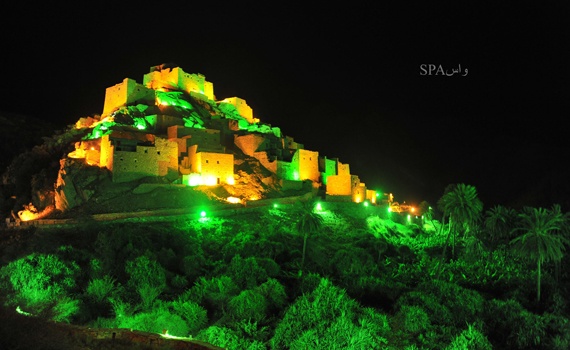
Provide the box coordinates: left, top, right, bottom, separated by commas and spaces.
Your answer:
206, 160, 209, 163
157, 151, 161, 155
217, 160, 219, 164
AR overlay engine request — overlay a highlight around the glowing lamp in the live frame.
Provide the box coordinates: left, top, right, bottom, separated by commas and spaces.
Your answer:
187, 174, 201, 186
227, 197, 241, 204
203, 175, 217, 186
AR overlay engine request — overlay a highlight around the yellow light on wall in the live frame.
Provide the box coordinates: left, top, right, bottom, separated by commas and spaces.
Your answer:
188, 174, 202, 186
226, 176, 235, 185
227, 197, 241, 204
203, 175, 217, 186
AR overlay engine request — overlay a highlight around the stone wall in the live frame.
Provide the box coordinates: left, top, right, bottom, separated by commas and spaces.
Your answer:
143, 67, 214, 101
326, 174, 352, 196
219, 97, 257, 123
293, 149, 320, 182
103, 78, 155, 116
194, 152, 234, 185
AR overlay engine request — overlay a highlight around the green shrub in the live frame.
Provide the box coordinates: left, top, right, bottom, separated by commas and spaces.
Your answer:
226, 255, 269, 290
445, 323, 492, 350
196, 325, 243, 349
187, 275, 240, 318
0, 253, 80, 321
289, 315, 387, 350
125, 255, 167, 309
228, 289, 268, 322
270, 277, 361, 349
118, 307, 189, 337
397, 305, 431, 334
256, 278, 287, 314
484, 298, 548, 349
86, 275, 116, 303
51, 296, 81, 323
395, 291, 453, 326
398, 280, 484, 327
168, 299, 208, 336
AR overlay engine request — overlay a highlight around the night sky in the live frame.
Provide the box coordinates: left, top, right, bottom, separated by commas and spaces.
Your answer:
1, 3, 569, 210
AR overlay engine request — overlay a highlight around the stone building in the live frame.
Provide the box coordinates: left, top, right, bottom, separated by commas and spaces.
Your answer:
99, 130, 178, 183
68, 64, 377, 204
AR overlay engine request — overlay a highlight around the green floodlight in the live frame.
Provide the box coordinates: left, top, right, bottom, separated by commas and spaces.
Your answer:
200, 210, 207, 218
315, 202, 323, 212
273, 203, 279, 208
16, 306, 32, 316
363, 201, 369, 207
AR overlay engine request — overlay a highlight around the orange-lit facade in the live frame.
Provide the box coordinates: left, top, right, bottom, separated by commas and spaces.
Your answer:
64, 64, 383, 208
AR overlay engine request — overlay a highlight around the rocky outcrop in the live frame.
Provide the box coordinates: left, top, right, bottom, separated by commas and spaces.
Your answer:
54, 158, 111, 212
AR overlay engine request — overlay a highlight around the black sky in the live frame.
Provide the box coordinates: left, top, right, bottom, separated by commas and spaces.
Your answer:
1, 2, 569, 210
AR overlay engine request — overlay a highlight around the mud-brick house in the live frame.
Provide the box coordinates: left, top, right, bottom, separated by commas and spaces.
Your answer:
99, 129, 179, 183
168, 125, 234, 186
325, 161, 376, 203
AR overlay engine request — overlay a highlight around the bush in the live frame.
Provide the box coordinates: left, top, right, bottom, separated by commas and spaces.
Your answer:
196, 325, 243, 349
397, 280, 484, 327
117, 306, 190, 337
125, 255, 167, 309
187, 275, 240, 319
256, 278, 287, 316
228, 289, 268, 322
225, 255, 269, 290
395, 291, 453, 326
397, 305, 431, 334
446, 323, 492, 350
484, 298, 548, 349
168, 299, 208, 336
86, 275, 116, 303
289, 315, 387, 350
270, 278, 387, 349
0, 253, 80, 321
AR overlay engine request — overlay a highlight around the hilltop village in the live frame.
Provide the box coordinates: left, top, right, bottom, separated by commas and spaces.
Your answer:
19, 64, 381, 221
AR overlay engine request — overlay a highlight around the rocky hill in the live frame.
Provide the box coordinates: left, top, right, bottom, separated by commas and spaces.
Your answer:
1, 65, 325, 222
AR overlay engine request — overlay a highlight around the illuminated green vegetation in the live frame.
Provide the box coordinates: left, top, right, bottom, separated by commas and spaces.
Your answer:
1, 187, 570, 349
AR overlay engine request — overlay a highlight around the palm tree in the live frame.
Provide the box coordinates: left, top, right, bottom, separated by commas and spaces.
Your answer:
437, 184, 483, 260
484, 205, 517, 248
510, 206, 569, 302
294, 200, 324, 277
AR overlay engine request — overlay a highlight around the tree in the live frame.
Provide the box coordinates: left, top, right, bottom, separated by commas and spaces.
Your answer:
510, 206, 569, 302
0, 253, 80, 322
437, 184, 483, 260
125, 255, 167, 310
294, 200, 324, 277
484, 205, 518, 248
